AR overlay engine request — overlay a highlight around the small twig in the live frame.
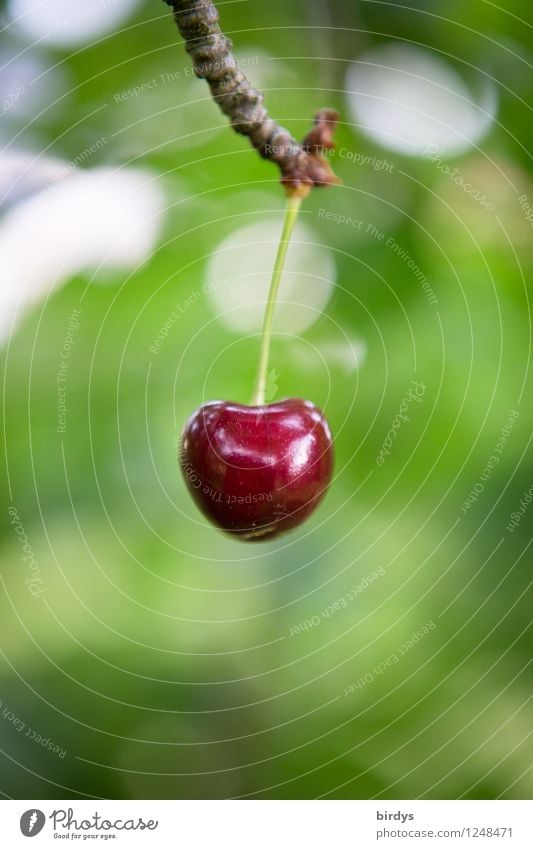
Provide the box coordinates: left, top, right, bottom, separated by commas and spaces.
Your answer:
164, 0, 341, 198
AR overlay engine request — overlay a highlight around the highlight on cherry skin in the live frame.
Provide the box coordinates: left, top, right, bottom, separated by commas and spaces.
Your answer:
179, 398, 334, 541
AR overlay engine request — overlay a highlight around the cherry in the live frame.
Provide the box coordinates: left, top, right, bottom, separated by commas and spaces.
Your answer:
178, 195, 337, 541
180, 398, 333, 541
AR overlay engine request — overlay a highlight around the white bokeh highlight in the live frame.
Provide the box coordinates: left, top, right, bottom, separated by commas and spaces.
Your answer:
0, 164, 165, 342
346, 43, 497, 157
0, 51, 68, 125
291, 335, 367, 376
0, 151, 70, 207
206, 218, 336, 334
9, 0, 141, 48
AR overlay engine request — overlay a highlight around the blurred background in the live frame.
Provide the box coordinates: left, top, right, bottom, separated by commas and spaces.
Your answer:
0, 0, 532, 800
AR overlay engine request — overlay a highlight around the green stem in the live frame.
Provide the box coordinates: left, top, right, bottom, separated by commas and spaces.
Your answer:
251, 195, 302, 406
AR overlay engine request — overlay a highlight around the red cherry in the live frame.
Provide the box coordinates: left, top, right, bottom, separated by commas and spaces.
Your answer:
180, 398, 334, 541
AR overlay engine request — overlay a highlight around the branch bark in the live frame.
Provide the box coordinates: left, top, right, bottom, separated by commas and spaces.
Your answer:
164, 0, 340, 198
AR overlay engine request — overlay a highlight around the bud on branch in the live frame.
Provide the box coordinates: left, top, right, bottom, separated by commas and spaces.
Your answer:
164, 0, 341, 198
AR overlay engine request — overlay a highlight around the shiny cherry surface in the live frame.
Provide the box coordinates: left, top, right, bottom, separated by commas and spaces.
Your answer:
180, 398, 333, 541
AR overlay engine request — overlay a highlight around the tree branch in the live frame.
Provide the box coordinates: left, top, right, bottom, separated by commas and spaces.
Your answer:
164, 0, 341, 198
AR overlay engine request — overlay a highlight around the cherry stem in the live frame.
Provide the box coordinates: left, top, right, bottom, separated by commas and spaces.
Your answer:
251, 195, 302, 407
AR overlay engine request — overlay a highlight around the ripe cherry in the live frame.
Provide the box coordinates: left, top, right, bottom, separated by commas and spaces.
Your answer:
180, 398, 333, 541
179, 195, 336, 540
